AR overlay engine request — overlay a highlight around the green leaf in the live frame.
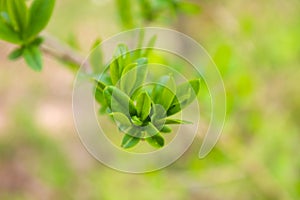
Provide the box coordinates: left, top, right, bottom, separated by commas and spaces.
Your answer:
103, 86, 137, 116
94, 88, 108, 113
109, 59, 121, 85
116, 0, 134, 29
0, 20, 22, 44
143, 122, 160, 137
8, 47, 23, 60
30, 36, 44, 46
146, 134, 164, 148
110, 112, 132, 132
165, 118, 192, 125
7, 0, 28, 33
119, 63, 137, 94
150, 104, 166, 130
0, 0, 11, 24
121, 134, 140, 149
120, 62, 148, 96
94, 74, 111, 113
161, 125, 172, 133
25, 0, 55, 39
114, 43, 128, 59
167, 79, 201, 116
97, 73, 112, 85
135, 91, 151, 121
95, 79, 107, 93
151, 75, 176, 110
131, 115, 143, 126
22, 45, 42, 71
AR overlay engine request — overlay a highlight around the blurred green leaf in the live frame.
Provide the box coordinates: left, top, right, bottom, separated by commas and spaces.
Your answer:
178, 1, 201, 15
22, 45, 42, 71
116, 0, 134, 29
7, 0, 27, 33
8, 47, 23, 60
0, 20, 22, 44
25, 0, 55, 39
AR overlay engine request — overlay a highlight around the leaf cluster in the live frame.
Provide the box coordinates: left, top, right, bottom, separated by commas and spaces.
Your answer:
0, 0, 55, 71
93, 39, 201, 149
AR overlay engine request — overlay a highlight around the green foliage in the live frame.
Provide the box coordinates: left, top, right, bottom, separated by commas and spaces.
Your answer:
94, 41, 201, 149
22, 44, 43, 71
26, 0, 55, 39
0, 0, 55, 71
114, 0, 200, 28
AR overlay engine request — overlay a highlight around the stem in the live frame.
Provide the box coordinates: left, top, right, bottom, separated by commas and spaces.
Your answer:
40, 33, 90, 71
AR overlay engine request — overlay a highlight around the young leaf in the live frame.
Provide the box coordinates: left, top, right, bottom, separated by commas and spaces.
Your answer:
95, 79, 107, 93
143, 122, 160, 137
161, 125, 172, 133
146, 134, 164, 148
25, 0, 55, 39
119, 63, 137, 94
120, 63, 147, 96
151, 75, 176, 110
94, 88, 108, 113
135, 91, 151, 121
167, 79, 201, 116
150, 104, 166, 130
109, 59, 121, 85
22, 45, 42, 71
131, 115, 143, 126
165, 118, 192, 125
103, 86, 137, 116
7, 0, 27, 33
114, 43, 128, 59
8, 47, 23, 60
121, 134, 140, 149
110, 112, 132, 132
0, 20, 22, 44
96, 73, 112, 85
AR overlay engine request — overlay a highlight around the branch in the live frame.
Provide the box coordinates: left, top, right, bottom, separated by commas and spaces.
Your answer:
40, 33, 90, 71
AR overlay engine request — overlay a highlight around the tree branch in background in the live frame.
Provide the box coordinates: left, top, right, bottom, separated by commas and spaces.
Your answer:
40, 33, 90, 71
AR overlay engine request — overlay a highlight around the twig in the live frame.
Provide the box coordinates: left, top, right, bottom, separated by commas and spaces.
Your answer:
40, 33, 90, 71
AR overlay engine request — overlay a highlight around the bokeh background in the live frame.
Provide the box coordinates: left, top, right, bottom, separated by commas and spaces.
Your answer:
1, 0, 300, 199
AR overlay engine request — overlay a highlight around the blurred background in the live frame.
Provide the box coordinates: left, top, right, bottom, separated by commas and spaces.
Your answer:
1, 0, 300, 199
